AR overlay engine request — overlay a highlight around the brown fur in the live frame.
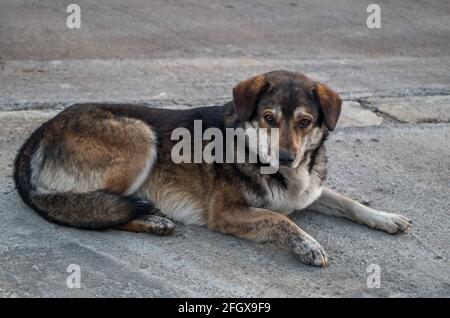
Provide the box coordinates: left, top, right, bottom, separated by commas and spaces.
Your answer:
233, 75, 270, 121
38, 107, 155, 194
116, 214, 175, 236
314, 83, 342, 131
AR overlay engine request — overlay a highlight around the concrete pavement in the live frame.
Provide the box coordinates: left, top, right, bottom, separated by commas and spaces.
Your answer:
1, 110, 449, 297
0, 0, 449, 297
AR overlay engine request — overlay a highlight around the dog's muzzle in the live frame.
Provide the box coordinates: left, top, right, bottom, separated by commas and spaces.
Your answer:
278, 150, 295, 167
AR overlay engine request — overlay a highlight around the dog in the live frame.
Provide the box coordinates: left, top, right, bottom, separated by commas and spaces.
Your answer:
14, 70, 411, 267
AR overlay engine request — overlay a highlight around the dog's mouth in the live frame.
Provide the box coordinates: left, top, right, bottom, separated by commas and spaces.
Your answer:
253, 151, 301, 168
259, 157, 295, 168
281, 153, 304, 169
278, 160, 294, 167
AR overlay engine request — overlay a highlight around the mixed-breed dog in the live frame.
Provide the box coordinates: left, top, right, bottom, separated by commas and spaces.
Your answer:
14, 70, 411, 267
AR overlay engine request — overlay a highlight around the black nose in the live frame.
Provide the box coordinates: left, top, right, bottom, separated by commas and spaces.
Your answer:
278, 150, 295, 166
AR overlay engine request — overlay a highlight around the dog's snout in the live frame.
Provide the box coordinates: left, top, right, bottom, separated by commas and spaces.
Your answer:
278, 150, 295, 166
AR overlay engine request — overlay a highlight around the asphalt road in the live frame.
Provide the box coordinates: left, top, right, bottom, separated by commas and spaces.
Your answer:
0, 0, 449, 297
1, 0, 450, 60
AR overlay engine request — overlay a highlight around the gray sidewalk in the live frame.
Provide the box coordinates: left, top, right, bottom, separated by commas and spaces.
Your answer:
0, 0, 449, 297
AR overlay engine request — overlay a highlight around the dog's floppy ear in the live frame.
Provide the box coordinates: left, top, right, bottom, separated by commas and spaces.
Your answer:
314, 82, 342, 131
233, 75, 270, 121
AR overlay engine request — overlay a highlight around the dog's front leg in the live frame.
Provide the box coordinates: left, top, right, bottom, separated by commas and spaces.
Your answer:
207, 206, 328, 267
308, 187, 412, 234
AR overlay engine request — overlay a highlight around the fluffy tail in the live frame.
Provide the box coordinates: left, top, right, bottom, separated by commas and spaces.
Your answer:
14, 124, 153, 230
29, 190, 152, 230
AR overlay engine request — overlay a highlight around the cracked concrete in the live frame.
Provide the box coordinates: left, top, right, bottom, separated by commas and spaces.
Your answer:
338, 101, 383, 128
0, 0, 449, 298
370, 96, 450, 123
2, 58, 450, 109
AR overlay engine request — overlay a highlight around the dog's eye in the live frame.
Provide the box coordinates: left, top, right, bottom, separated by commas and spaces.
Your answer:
264, 114, 276, 126
298, 118, 312, 128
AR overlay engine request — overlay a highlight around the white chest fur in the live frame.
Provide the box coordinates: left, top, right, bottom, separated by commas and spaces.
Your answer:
244, 164, 324, 214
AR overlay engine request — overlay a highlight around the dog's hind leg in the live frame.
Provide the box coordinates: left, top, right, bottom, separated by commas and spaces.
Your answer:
307, 187, 412, 234
17, 105, 160, 230
116, 211, 175, 236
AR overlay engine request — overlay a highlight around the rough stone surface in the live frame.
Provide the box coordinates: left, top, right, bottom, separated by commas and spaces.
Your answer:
372, 96, 450, 123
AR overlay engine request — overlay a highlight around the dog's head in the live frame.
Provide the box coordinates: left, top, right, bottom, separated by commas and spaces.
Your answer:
232, 70, 342, 168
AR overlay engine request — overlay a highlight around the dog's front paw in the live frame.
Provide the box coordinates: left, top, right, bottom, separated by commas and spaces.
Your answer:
369, 211, 412, 234
290, 235, 328, 267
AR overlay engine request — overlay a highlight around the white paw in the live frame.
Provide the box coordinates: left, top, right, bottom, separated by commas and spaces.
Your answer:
290, 235, 329, 267
367, 211, 412, 234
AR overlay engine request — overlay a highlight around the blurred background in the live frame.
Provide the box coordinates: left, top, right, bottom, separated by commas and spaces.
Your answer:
1, 0, 450, 107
